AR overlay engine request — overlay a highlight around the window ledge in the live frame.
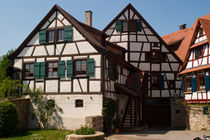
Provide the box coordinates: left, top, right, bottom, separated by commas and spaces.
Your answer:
184, 91, 192, 94
197, 90, 206, 92
74, 75, 88, 78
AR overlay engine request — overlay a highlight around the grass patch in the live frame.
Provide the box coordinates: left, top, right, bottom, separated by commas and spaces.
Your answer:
1, 129, 74, 140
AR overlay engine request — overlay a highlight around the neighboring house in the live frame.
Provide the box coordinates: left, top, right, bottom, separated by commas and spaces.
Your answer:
104, 4, 183, 127
163, 14, 210, 104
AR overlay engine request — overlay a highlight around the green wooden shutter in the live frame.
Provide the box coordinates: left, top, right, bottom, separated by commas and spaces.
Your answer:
116, 21, 122, 32
195, 48, 198, 59
205, 76, 210, 91
87, 58, 95, 77
136, 20, 142, 31
64, 27, 73, 41
182, 79, 185, 92
191, 78, 197, 92
40, 62, 46, 78
34, 62, 40, 78
39, 30, 46, 44
58, 61, 65, 78
67, 60, 73, 77
108, 61, 112, 78
160, 75, 164, 89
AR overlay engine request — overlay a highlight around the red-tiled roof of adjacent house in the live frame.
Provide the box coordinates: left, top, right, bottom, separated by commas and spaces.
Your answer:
179, 65, 210, 75
162, 27, 194, 62
162, 14, 210, 63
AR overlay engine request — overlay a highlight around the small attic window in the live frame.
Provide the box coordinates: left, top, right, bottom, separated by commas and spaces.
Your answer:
198, 28, 204, 37
75, 99, 83, 107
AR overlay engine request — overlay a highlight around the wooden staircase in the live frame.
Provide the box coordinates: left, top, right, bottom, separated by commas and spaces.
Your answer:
121, 98, 136, 129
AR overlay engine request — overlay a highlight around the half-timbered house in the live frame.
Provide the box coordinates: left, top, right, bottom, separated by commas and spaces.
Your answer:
163, 15, 210, 104
9, 4, 145, 130
104, 4, 183, 127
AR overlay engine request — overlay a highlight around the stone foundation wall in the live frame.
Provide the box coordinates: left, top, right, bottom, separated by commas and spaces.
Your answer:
85, 115, 103, 131
188, 106, 210, 131
9, 98, 30, 130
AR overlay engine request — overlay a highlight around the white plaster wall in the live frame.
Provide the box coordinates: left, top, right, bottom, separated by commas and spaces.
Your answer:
62, 43, 78, 55
110, 36, 120, 42
46, 45, 54, 55
73, 27, 85, 41
24, 58, 35, 62
161, 90, 170, 97
130, 53, 139, 61
166, 73, 174, 80
130, 42, 142, 51
147, 36, 159, 42
46, 57, 59, 61
60, 81, 71, 92
142, 43, 150, 51
18, 47, 34, 57
167, 54, 177, 62
139, 63, 150, 71
77, 41, 97, 53
63, 18, 71, 26
36, 82, 44, 91
48, 20, 56, 28
162, 45, 169, 53
137, 35, 147, 42
27, 33, 39, 45
57, 11, 64, 21
28, 94, 103, 130
162, 63, 171, 71
46, 80, 58, 93
152, 90, 160, 97
152, 64, 160, 71
14, 59, 22, 69
33, 46, 47, 56
89, 68, 101, 79
36, 58, 45, 62
41, 21, 50, 30
89, 81, 100, 92
186, 62, 192, 69
185, 94, 191, 100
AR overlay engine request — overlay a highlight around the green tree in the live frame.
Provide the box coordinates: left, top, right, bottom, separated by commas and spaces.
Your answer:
0, 51, 12, 83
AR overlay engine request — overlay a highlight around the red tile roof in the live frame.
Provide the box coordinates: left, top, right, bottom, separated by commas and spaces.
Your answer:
179, 65, 210, 75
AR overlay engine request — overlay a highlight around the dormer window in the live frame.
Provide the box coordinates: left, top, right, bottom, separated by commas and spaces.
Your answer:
199, 28, 204, 37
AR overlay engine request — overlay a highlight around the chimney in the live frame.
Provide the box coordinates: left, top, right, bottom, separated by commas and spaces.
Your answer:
179, 24, 186, 30
85, 11, 92, 27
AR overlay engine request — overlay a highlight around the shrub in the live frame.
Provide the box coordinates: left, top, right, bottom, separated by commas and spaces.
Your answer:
0, 102, 18, 136
74, 126, 95, 135
102, 97, 116, 133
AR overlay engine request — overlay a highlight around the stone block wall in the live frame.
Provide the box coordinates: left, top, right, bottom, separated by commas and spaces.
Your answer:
188, 106, 210, 131
85, 115, 103, 131
9, 98, 30, 130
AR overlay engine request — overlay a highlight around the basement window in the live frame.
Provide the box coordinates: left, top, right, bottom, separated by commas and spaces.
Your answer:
75, 99, 83, 107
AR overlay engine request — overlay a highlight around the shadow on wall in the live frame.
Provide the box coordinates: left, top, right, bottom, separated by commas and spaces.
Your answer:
28, 97, 64, 129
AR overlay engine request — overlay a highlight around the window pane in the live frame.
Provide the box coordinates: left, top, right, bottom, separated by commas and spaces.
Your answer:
123, 22, 127, 31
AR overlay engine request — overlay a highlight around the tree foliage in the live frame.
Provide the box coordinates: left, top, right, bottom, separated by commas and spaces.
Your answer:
0, 51, 12, 83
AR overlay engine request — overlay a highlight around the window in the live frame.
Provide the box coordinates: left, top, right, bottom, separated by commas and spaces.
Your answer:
57, 29, 64, 41
151, 72, 160, 89
122, 21, 128, 32
116, 20, 142, 32
198, 76, 205, 90
75, 99, 83, 107
185, 78, 192, 91
151, 50, 161, 62
74, 60, 87, 75
199, 28, 204, 37
47, 30, 54, 42
47, 62, 58, 77
195, 47, 203, 59
24, 63, 34, 78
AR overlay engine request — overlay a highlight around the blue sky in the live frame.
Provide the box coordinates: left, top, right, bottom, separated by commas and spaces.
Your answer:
0, 0, 209, 56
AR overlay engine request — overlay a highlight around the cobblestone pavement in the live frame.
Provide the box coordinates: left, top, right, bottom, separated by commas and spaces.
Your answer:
107, 130, 210, 140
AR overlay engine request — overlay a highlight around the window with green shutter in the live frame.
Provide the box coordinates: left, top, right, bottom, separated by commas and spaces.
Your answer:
182, 79, 185, 92
34, 62, 40, 78
39, 30, 46, 44
34, 62, 46, 79
40, 62, 46, 78
87, 58, 95, 77
160, 75, 164, 89
136, 20, 142, 31
191, 78, 197, 92
205, 76, 210, 91
116, 21, 122, 32
67, 60, 73, 77
64, 27, 73, 41
58, 61, 65, 78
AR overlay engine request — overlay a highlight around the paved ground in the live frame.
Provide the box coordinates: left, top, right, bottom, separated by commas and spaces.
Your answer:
107, 130, 210, 140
